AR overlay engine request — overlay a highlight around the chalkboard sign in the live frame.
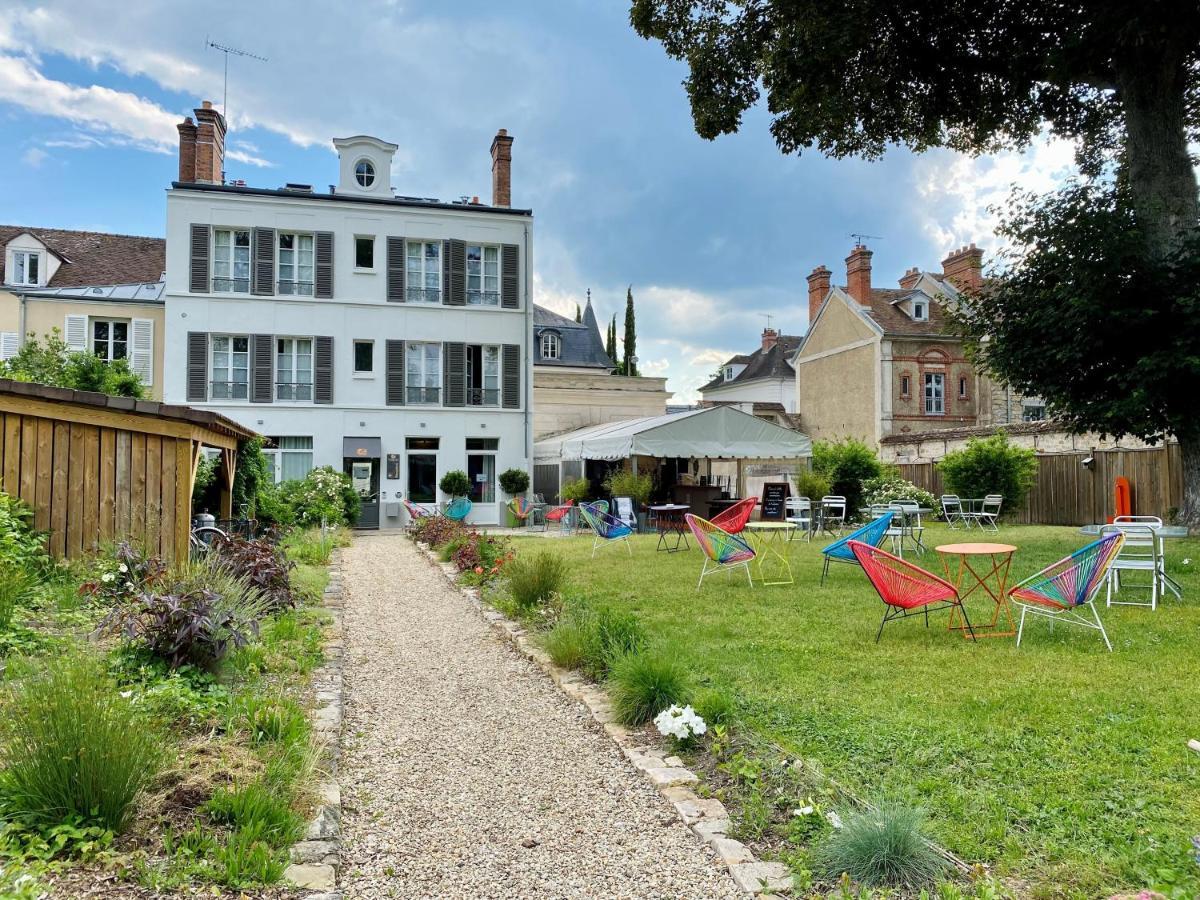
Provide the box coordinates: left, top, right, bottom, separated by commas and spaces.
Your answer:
760, 482, 790, 521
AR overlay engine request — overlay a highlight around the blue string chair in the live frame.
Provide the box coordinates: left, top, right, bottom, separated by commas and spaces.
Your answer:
685, 513, 755, 590
442, 497, 473, 522
820, 512, 894, 585
579, 500, 633, 558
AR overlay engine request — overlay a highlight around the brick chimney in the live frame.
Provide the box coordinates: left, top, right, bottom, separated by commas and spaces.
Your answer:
845, 244, 873, 305
899, 267, 921, 290
490, 128, 513, 208
177, 116, 198, 182
761, 327, 779, 352
806, 265, 831, 326
191, 101, 226, 184
942, 243, 984, 293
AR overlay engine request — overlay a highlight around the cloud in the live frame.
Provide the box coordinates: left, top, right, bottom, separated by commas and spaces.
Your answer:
21, 146, 47, 167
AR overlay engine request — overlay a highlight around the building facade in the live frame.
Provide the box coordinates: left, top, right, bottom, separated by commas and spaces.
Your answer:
162, 103, 533, 527
699, 328, 802, 428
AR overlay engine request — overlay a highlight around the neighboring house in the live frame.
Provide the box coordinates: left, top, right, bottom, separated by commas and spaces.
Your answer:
699, 328, 803, 428
0, 227, 166, 397
795, 242, 1037, 447
532, 296, 669, 439
162, 101, 533, 528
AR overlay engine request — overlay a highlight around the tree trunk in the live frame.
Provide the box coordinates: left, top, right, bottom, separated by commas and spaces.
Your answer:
1177, 435, 1200, 531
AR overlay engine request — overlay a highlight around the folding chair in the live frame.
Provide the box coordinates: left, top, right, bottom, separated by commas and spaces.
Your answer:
685, 513, 755, 590
614, 496, 637, 530
975, 495, 1003, 531
579, 501, 633, 558
711, 496, 758, 534
848, 540, 975, 643
891, 500, 926, 554
1104, 523, 1162, 610
785, 496, 812, 541
821, 495, 847, 534
821, 512, 894, 585
941, 495, 967, 529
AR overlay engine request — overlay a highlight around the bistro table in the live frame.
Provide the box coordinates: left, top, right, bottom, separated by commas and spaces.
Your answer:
935, 542, 1018, 639
649, 504, 691, 553
860, 505, 933, 556
744, 521, 797, 585
1080, 523, 1186, 598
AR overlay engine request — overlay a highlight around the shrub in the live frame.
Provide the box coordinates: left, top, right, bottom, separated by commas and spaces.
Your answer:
541, 616, 591, 670
0, 329, 146, 398
604, 469, 653, 505
439, 469, 471, 498
609, 650, 690, 726
582, 602, 646, 680
211, 535, 295, 613
861, 472, 940, 515
793, 469, 832, 500
0, 654, 163, 831
938, 433, 1038, 509
0, 568, 35, 632
411, 515, 465, 549
560, 477, 591, 503
0, 491, 49, 573
101, 587, 257, 670
277, 466, 360, 527
812, 438, 884, 515
498, 468, 530, 495
814, 803, 948, 888
504, 551, 569, 612
227, 692, 309, 748
204, 782, 303, 847
694, 688, 736, 726
80, 541, 169, 605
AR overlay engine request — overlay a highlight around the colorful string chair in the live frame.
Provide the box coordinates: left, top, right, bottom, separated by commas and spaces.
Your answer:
579, 501, 633, 558
848, 540, 975, 643
1009, 532, 1125, 652
508, 496, 541, 529
402, 498, 431, 531
685, 513, 756, 590
711, 497, 758, 535
544, 500, 575, 534
820, 512, 894, 585
442, 497, 472, 522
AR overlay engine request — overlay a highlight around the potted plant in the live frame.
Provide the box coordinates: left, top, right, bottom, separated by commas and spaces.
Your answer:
439, 470, 471, 509
604, 469, 653, 533
559, 477, 591, 530
499, 467, 531, 526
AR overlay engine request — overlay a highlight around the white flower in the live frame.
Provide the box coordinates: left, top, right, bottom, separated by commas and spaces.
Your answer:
827, 811, 843, 830
654, 705, 708, 742
1183, 558, 1191, 566
794, 805, 814, 816
101, 572, 115, 583
118, 563, 128, 573
119, 690, 133, 699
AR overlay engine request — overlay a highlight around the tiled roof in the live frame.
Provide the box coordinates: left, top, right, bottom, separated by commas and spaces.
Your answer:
700, 335, 803, 393
0, 226, 165, 288
856, 287, 955, 337
533, 303, 615, 369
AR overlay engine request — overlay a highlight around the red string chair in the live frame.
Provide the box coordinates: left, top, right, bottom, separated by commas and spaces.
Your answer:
711, 497, 758, 534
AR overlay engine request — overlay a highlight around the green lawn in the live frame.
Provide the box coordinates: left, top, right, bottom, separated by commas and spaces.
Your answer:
514, 523, 1200, 898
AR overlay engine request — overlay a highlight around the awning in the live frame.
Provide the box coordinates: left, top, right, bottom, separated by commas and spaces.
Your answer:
534, 406, 811, 462
342, 436, 382, 458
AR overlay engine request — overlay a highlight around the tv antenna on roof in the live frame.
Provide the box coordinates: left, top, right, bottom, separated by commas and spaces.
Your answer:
849, 232, 883, 245
205, 37, 268, 124
761, 313, 774, 330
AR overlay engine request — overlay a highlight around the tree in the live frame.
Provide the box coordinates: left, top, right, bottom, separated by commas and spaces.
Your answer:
938, 434, 1039, 511
621, 286, 638, 376
574, 303, 582, 323
606, 314, 618, 365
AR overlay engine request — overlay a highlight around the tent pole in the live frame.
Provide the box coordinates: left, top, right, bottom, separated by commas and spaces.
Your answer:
631, 456, 638, 476
735, 458, 742, 499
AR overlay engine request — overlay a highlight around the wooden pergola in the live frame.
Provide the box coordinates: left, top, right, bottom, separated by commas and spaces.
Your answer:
0, 379, 258, 562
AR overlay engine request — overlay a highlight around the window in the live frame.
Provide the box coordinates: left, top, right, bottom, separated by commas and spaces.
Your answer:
276, 338, 313, 401
355, 236, 374, 269
213, 229, 250, 292
900, 374, 911, 398
92, 319, 128, 361
10, 250, 40, 287
278, 233, 314, 295
466, 244, 499, 305
405, 241, 441, 303
540, 332, 560, 360
724, 366, 735, 382
912, 300, 927, 321
406, 342, 441, 404
466, 438, 499, 450
467, 344, 500, 406
958, 376, 969, 399
406, 437, 439, 503
924, 372, 945, 415
210, 335, 250, 400
264, 436, 314, 483
354, 340, 374, 374
1023, 401, 1047, 422
355, 159, 375, 187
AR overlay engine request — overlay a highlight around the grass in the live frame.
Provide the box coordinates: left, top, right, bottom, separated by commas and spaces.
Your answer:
513, 524, 1200, 897
814, 803, 949, 888
608, 650, 690, 726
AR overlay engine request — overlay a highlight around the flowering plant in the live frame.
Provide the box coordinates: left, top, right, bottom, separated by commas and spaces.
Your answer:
80, 542, 167, 605
654, 704, 707, 748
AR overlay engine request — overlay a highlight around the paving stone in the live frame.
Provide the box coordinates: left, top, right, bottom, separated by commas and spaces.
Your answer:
283, 863, 336, 890
728, 861, 794, 894
645, 766, 699, 787
711, 838, 754, 865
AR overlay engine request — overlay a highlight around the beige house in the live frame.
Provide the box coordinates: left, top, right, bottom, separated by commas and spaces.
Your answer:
795, 242, 1032, 447
532, 298, 669, 439
0, 227, 167, 398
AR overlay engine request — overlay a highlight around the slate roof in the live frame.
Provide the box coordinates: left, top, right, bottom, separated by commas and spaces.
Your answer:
533, 301, 615, 369
0, 226, 165, 288
700, 335, 803, 393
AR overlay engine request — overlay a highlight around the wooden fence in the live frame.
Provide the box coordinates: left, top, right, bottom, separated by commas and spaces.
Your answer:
897, 444, 1182, 526
0, 381, 255, 562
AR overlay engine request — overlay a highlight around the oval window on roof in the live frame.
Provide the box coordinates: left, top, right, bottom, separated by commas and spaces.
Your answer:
355, 159, 375, 188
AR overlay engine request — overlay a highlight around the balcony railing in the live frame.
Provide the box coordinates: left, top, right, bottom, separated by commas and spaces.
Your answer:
277, 382, 313, 401
467, 388, 499, 407
277, 280, 314, 296
212, 276, 250, 293
406, 286, 442, 304
467, 290, 500, 306
210, 381, 249, 401
407, 386, 441, 405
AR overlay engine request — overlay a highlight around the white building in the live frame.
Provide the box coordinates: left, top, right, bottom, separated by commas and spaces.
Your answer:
162, 102, 533, 528
698, 328, 802, 428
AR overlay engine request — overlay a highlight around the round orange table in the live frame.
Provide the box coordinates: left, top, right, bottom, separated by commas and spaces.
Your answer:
935, 542, 1018, 639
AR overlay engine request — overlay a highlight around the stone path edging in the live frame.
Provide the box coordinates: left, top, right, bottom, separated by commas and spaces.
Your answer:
284, 548, 346, 900
414, 541, 793, 898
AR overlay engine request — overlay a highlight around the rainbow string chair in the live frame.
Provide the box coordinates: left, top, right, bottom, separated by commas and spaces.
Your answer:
1009, 532, 1125, 652
685, 513, 756, 590
442, 497, 473, 522
402, 497, 431, 531
849, 539, 975, 643
579, 501, 633, 558
711, 497, 758, 534
820, 512, 894, 585
508, 496, 540, 528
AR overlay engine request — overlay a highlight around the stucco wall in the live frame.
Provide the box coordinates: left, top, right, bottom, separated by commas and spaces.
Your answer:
884, 338, 976, 439
701, 375, 795, 413
534, 368, 669, 439
795, 296, 878, 444
880, 427, 1161, 463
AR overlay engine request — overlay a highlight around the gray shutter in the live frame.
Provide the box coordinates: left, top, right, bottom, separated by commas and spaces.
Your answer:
252, 227, 275, 296
502, 343, 521, 409
444, 239, 466, 306
186, 332, 208, 402
314, 231, 334, 298
501, 244, 519, 309
443, 342, 466, 407
386, 237, 406, 302
385, 339, 405, 405
189, 224, 210, 293
314, 336, 334, 405
250, 334, 273, 403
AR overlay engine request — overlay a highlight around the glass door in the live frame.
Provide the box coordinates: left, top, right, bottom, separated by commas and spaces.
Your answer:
467, 453, 496, 504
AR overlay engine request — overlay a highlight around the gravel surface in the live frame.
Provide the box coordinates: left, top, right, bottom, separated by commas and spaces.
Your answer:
339, 534, 740, 900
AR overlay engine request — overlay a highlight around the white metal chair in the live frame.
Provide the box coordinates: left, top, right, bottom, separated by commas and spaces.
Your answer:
871, 504, 907, 557
1104, 522, 1163, 610
941, 494, 967, 529
821, 495, 847, 534
1113, 516, 1171, 599
890, 500, 926, 555
973, 494, 1003, 530
785, 496, 812, 541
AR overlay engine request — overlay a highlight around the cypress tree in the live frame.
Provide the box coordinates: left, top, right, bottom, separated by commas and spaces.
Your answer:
606, 314, 617, 365
622, 286, 638, 376
574, 303, 581, 322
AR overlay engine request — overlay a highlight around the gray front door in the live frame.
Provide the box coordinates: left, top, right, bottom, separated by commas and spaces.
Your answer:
345, 457, 380, 528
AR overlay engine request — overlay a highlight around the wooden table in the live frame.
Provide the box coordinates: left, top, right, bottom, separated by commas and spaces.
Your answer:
744, 521, 797, 585
649, 504, 691, 553
936, 542, 1018, 638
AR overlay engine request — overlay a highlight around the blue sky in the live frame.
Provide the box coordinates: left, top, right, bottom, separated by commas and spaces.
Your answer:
0, 0, 1074, 400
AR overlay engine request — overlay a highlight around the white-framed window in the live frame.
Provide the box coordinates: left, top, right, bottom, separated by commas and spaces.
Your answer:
210, 335, 250, 400
355, 235, 374, 270
264, 436, 314, 483
467, 344, 500, 406
540, 332, 561, 360
278, 232, 314, 295
91, 319, 129, 361
724, 365, 735, 381
466, 244, 499, 305
213, 228, 250, 292
276, 337, 313, 401
405, 241, 441, 303
354, 340, 374, 375
405, 341, 441, 404
924, 372, 945, 415
9, 250, 40, 287
355, 159, 375, 188
912, 300, 928, 321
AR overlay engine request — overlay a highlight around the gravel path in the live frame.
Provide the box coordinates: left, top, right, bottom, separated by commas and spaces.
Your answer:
338, 534, 740, 900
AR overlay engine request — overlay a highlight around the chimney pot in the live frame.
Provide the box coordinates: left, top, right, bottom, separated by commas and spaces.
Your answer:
941, 244, 984, 293
490, 128, 514, 208
191, 100, 227, 184
761, 328, 779, 351
845, 244, 873, 305
807, 264, 831, 327
899, 266, 921, 290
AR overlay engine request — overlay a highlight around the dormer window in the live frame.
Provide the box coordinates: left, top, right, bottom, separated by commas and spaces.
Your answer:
540, 331, 561, 360
912, 300, 928, 321
724, 366, 735, 381
355, 159, 375, 188
10, 250, 40, 287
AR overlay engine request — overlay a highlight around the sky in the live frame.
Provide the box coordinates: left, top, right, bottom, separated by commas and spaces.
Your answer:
0, 0, 1077, 401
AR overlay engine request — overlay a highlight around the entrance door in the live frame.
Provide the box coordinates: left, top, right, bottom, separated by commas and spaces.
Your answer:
345, 457, 380, 528
467, 452, 496, 521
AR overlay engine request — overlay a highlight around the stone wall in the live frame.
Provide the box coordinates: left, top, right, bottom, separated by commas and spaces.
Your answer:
533, 368, 669, 439
880, 421, 1161, 464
